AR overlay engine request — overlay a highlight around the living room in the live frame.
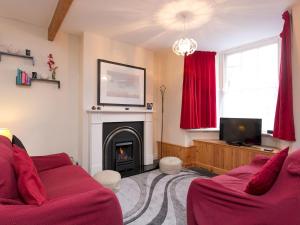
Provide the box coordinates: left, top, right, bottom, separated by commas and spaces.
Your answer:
0, 0, 300, 225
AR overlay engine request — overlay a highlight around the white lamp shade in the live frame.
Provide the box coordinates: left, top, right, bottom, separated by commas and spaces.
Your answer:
0, 128, 12, 141
172, 38, 197, 56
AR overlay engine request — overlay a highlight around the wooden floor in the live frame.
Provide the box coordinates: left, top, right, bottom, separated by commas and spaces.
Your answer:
158, 140, 278, 174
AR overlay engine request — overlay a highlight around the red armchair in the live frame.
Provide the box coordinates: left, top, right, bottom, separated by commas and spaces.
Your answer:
187, 150, 300, 225
0, 136, 123, 225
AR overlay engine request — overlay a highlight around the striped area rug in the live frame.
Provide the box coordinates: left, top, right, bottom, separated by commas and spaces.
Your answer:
116, 169, 209, 225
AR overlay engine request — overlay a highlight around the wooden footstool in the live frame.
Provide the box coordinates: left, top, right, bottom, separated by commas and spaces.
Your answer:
159, 157, 182, 175
93, 170, 121, 193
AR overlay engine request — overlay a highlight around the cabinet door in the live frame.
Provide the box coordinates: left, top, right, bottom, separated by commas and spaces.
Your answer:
223, 147, 234, 170
239, 150, 254, 166
234, 148, 243, 168
194, 143, 204, 165
212, 144, 224, 169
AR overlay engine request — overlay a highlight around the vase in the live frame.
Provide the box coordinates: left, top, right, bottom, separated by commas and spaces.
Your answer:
52, 70, 56, 80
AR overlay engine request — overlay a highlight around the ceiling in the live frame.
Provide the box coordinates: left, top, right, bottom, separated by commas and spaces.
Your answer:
0, 0, 297, 51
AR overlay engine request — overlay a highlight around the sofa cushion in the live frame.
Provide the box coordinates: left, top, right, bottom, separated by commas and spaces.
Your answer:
12, 145, 47, 205
32, 153, 72, 172
0, 135, 12, 148
245, 147, 289, 195
250, 154, 271, 166
39, 165, 103, 200
212, 174, 250, 191
12, 135, 26, 151
0, 143, 19, 201
227, 164, 262, 178
287, 160, 300, 176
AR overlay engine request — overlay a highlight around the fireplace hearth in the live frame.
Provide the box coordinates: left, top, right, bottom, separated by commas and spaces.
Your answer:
103, 121, 143, 177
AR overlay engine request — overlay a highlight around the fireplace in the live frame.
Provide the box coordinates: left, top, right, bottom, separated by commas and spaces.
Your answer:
115, 141, 135, 172
103, 121, 143, 177
87, 109, 154, 176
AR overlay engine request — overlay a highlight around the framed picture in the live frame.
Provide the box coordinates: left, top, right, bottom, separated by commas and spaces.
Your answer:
97, 59, 146, 107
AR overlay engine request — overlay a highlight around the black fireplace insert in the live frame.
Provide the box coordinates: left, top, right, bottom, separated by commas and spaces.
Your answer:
103, 121, 143, 177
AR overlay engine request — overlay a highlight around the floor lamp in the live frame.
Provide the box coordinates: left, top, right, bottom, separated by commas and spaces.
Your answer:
160, 85, 166, 159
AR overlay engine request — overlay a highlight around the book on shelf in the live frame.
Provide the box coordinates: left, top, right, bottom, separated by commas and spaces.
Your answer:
16, 69, 31, 86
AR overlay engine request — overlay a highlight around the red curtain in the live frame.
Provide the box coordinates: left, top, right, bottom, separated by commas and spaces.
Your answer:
180, 51, 216, 129
273, 11, 296, 141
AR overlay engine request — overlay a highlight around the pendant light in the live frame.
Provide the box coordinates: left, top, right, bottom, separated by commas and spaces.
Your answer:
172, 14, 197, 56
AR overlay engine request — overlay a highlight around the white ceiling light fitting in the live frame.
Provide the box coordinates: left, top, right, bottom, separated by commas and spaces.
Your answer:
172, 38, 197, 56
172, 14, 197, 56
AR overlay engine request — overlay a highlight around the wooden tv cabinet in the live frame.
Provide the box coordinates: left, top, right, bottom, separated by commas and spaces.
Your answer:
159, 140, 279, 174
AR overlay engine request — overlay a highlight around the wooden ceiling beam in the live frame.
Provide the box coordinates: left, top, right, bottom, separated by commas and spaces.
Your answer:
48, 0, 74, 41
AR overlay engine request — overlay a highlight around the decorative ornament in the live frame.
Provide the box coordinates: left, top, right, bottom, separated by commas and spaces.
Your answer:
25, 49, 31, 56
47, 54, 58, 80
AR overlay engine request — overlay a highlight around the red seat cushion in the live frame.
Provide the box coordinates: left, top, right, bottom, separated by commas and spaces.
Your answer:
12, 145, 47, 205
245, 147, 289, 195
39, 165, 103, 200
212, 174, 250, 191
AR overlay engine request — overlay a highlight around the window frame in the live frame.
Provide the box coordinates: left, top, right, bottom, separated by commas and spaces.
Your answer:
219, 37, 281, 132
189, 37, 281, 132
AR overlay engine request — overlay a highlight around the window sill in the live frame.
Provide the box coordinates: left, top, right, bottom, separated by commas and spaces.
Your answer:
262, 132, 273, 137
186, 128, 219, 132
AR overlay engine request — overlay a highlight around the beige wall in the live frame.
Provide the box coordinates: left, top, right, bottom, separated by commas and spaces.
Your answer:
0, 18, 157, 170
154, 50, 187, 147
80, 32, 156, 169
0, 18, 81, 159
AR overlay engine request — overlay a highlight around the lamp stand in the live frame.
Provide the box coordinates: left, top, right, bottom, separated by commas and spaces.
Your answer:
160, 85, 166, 159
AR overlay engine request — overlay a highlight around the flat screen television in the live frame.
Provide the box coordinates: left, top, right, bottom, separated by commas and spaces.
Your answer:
219, 118, 262, 146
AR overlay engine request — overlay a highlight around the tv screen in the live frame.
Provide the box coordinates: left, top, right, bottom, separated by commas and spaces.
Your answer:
219, 118, 262, 146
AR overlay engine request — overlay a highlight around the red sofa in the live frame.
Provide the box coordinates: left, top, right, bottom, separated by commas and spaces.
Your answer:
0, 136, 123, 225
187, 150, 300, 225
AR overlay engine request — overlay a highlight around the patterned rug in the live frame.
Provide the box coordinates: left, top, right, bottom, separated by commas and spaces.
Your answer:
116, 169, 210, 225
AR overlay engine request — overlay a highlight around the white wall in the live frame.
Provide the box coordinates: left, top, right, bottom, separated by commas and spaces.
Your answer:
80, 32, 156, 170
0, 18, 80, 160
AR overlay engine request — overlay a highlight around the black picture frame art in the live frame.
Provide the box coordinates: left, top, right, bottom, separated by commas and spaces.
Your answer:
97, 59, 146, 107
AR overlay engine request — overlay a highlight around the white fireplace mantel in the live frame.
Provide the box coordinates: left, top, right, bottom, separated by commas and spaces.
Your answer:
87, 108, 154, 175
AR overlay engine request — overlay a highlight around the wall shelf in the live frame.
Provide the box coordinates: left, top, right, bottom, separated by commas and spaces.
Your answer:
16, 83, 31, 87
0, 51, 35, 65
31, 78, 60, 89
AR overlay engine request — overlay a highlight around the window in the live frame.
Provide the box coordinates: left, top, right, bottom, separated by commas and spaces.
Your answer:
220, 40, 279, 132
